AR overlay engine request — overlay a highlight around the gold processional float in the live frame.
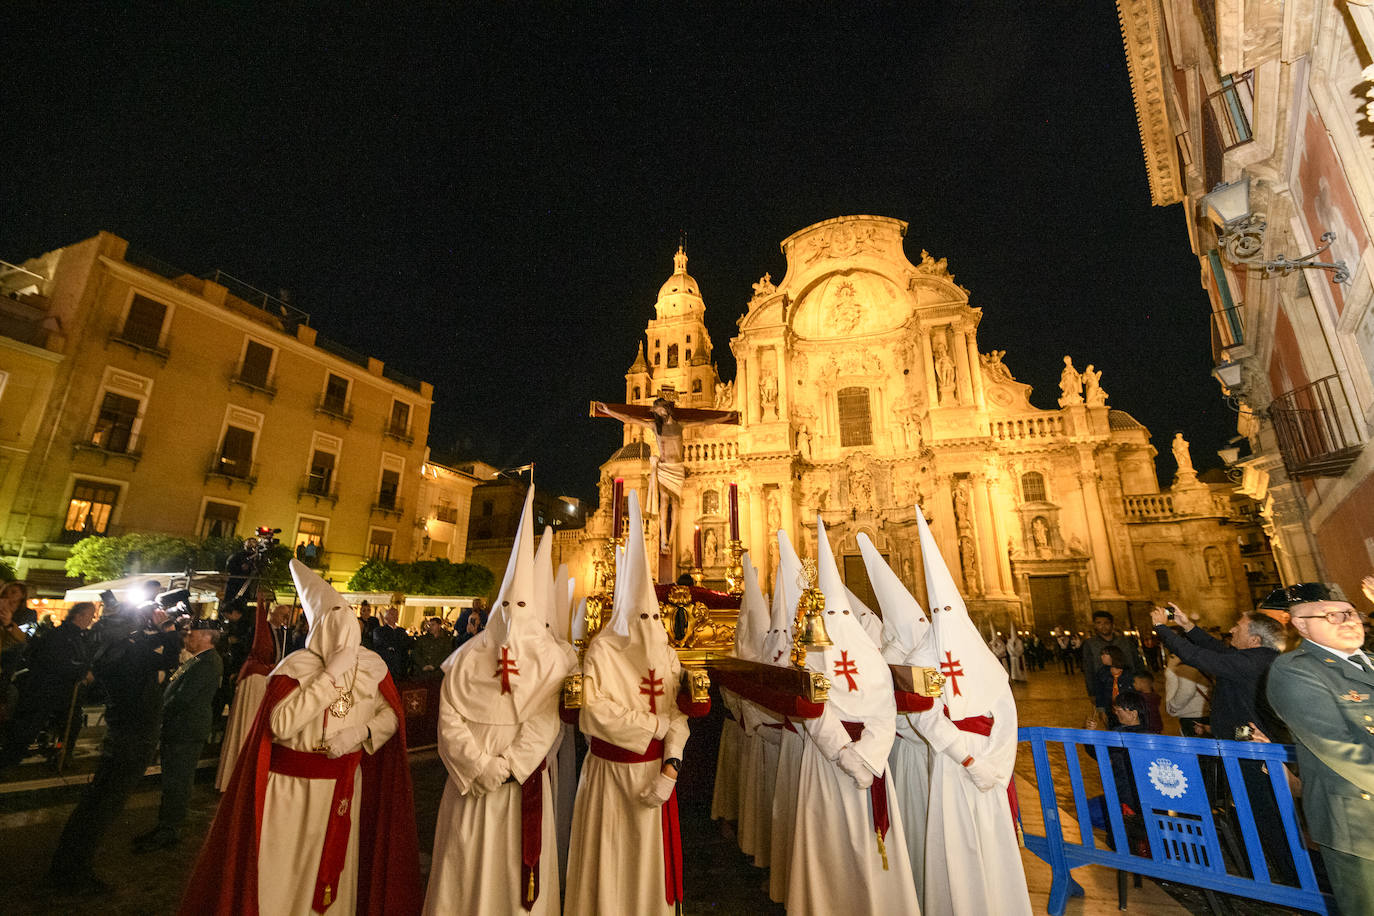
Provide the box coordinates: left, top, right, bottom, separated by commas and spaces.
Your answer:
561, 533, 945, 720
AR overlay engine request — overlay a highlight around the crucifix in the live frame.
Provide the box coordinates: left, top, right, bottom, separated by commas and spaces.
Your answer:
591, 394, 739, 582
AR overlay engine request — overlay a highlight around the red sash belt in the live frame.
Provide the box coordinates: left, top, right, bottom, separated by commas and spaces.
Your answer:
269, 744, 363, 913
841, 721, 890, 863
588, 736, 663, 764
520, 760, 547, 911
587, 737, 681, 904
946, 711, 1021, 838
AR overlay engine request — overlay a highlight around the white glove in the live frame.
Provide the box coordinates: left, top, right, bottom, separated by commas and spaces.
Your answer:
964, 757, 1000, 792
639, 771, 677, 807
836, 745, 874, 790
324, 723, 369, 758
324, 649, 357, 683
473, 756, 512, 796
653, 715, 670, 739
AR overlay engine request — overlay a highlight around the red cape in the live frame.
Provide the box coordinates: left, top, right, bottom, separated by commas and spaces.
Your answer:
238, 595, 277, 682
180, 671, 423, 916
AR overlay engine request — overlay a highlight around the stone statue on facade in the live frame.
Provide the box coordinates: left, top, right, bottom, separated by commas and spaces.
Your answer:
1082, 364, 1108, 407
1058, 355, 1084, 407
713, 379, 734, 410
759, 368, 779, 419
845, 453, 875, 513
750, 272, 776, 302
795, 422, 813, 461
891, 392, 924, 450
704, 528, 719, 568
1032, 516, 1051, 550
934, 339, 957, 405
958, 534, 982, 597
1172, 432, 1196, 478
980, 349, 1015, 383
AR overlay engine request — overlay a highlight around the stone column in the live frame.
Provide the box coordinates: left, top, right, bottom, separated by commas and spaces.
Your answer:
921, 329, 938, 403
1077, 464, 1122, 597
965, 327, 986, 411
981, 463, 1015, 597
1267, 483, 1326, 582
952, 326, 975, 405
775, 341, 789, 423
970, 474, 1002, 597
737, 356, 751, 425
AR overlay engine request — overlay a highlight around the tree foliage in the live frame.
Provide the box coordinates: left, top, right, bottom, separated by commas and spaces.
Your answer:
0, 558, 15, 582
346, 558, 495, 597
64, 532, 293, 585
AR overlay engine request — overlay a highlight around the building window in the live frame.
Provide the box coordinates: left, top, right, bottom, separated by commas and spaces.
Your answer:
1205, 70, 1254, 152
692, 379, 702, 393
91, 391, 141, 454
389, 400, 411, 437
837, 387, 872, 447
238, 340, 274, 389
435, 498, 457, 524
667, 344, 679, 368
685, 348, 693, 362
295, 518, 326, 565
307, 449, 336, 495
378, 469, 401, 510
322, 373, 350, 414
218, 426, 256, 479
633, 386, 641, 400
368, 529, 394, 560
686, 334, 692, 343
1154, 568, 1171, 592
62, 480, 119, 542
120, 295, 167, 349
200, 501, 241, 539
654, 352, 661, 366
1021, 472, 1047, 503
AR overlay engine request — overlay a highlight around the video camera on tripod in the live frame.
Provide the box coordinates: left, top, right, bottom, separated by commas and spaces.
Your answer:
247, 526, 282, 573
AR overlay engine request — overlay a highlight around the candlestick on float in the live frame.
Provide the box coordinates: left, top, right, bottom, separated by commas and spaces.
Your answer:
725, 481, 744, 595
691, 524, 704, 587
611, 477, 625, 540
728, 482, 740, 540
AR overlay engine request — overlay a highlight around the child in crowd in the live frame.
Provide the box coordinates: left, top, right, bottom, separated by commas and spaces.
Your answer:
1091, 646, 1132, 727
1132, 671, 1164, 733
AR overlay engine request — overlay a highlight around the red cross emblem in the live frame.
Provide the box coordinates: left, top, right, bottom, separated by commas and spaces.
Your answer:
640, 668, 664, 713
833, 651, 859, 691
940, 651, 965, 697
494, 647, 520, 694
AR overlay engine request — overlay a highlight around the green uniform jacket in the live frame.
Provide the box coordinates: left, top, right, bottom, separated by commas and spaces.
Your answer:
1266, 640, 1374, 859
161, 648, 224, 746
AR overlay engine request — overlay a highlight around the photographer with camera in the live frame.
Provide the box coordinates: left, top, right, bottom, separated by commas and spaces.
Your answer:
134, 614, 223, 852
45, 584, 183, 894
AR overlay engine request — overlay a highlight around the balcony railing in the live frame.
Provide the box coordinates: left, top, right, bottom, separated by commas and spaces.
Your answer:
314, 394, 353, 425
74, 425, 143, 462
435, 506, 458, 524
1211, 303, 1245, 363
990, 414, 1065, 442
207, 454, 259, 488
684, 440, 739, 463
230, 369, 278, 399
108, 330, 170, 362
299, 475, 339, 504
383, 422, 414, 445
1123, 494, 1175, 521
372, 497, 404, 517
1270, 374, 1363, 478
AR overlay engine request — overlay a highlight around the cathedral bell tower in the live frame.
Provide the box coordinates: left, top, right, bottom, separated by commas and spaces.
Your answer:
625, 246, 717, 411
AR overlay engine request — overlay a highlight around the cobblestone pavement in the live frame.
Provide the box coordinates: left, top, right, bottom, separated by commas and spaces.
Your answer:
0, 665, 1316, 914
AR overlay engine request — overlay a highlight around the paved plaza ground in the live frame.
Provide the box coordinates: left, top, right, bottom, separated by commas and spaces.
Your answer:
0, 666, 1310, 914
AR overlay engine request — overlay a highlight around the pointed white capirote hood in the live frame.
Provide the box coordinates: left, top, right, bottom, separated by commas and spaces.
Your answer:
856, 533, 934, 666
601, 490, 674, 669
553, 563, 574, 645
761, 528, 804, 667
444, 485, 573, 724
811, 516, 895, 722
846, 586, 885, 647
731, 553, 768, 662
915, 506, 1007, 719
533, 524, 558, 637
291, 558, 360, 665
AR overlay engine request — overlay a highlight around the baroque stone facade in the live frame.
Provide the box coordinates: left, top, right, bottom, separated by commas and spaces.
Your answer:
574, 215, 1271, 632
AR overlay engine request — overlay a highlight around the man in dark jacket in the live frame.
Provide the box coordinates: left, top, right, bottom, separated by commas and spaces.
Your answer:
0, 601, 96, 769
45, 604, 181, 893
134, 619, 224, 851
1082, 611, 1144, 714
371, 605, 412, 680
1266, 582, 1374, 913
1151, 601, 1293, 882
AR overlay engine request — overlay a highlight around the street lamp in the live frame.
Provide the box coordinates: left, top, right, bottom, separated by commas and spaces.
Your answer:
1200, 177, 1349, 284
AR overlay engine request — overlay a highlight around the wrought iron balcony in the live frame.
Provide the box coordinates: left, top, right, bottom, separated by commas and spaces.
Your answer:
207, 454, 259, 488
74, 425, 143, 463
383, 421, 414, 445
434, 506, 458, 524
314, 394, 353, 425
299, 475, 339, 504
371, 497, 404, 518
1270, 374, 1363, 478
230, 369, 278, 399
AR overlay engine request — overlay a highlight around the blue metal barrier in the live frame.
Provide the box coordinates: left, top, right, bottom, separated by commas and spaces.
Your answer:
1018, 726, 1332, 915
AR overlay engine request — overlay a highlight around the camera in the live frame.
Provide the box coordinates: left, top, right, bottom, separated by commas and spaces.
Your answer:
247, 526, 282, 571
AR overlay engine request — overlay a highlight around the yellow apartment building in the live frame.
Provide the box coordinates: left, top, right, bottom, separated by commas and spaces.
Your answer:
0, 232, 433, 590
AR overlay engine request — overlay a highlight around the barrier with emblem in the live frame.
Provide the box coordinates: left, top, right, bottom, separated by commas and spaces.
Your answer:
1018, 726, 1332, 915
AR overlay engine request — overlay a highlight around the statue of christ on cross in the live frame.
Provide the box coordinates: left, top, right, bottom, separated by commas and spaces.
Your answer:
591, 395, 738, 582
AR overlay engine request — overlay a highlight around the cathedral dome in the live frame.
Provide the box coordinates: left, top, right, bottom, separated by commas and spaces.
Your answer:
657, 246, 701, 300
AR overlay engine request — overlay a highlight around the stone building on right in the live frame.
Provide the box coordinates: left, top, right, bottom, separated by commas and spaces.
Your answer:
1119, 2, 1374, 603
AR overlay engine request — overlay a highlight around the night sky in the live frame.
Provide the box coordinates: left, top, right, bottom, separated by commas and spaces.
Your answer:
4, 4, 1232, 502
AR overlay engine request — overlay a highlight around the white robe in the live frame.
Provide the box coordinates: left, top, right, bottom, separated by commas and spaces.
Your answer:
259, 661, 398, 915
711, 689, 743, 823
916, 691, 1030, 916
423, 692, 562, 914
564, 649, 689, 916
1007, 638, 1026, 681
548, 722, 576, 881
216, 672, 266, 791
787, 706, 921, 914
739, 700, 779, 867
768, 723, 803, 904
889, 714, 933, 908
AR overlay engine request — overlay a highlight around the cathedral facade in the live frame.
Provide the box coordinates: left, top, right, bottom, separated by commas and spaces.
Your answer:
574, 215, 1270, 633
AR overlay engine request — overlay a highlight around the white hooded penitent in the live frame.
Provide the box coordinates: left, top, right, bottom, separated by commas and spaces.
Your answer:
857, 533, 934, 668
914, 508, 1007, 721
446, 486, 574, 725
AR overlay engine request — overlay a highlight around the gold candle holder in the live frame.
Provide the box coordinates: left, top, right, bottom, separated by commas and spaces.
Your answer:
724, 539, 745, 596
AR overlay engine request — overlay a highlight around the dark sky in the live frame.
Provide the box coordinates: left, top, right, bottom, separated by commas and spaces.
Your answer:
5, 3, 1232, 502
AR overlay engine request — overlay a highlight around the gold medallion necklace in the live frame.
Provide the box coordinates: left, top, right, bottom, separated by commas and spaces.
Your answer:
328, 657, 359, 718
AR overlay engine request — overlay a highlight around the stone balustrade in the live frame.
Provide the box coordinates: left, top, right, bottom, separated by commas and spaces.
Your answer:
990, 414, 1066, 442
685, 440, 739, 463
1123, 493, 1175, 520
